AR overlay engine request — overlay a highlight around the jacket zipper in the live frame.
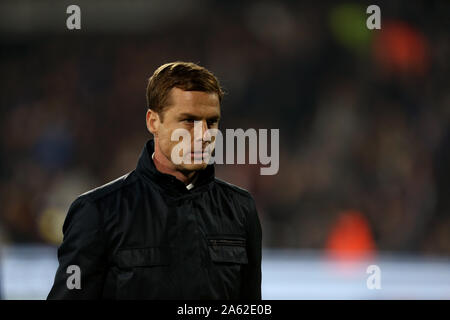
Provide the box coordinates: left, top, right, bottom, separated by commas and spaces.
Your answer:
208, 239, 246, 247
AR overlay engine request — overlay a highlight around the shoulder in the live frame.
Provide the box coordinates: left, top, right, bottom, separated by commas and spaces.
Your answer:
75, 171, 139, 205
62, 171, 139, 233
214, 177, 251, 195
214, 177, 255, 204
214, 178, 261, 231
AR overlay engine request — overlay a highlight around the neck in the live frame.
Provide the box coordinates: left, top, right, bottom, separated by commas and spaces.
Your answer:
152, 138, 197, 185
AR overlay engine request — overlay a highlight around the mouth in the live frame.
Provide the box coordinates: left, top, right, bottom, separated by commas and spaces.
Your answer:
191, 151, 208, 156
189, 151, 210, 159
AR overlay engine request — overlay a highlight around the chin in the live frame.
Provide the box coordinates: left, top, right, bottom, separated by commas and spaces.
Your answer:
178, 162, 208, 171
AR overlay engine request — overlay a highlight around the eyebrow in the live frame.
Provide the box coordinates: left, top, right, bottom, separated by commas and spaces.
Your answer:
178, 112, 221, 121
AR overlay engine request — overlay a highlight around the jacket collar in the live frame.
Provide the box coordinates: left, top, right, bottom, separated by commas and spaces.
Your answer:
136, 139, 215, 196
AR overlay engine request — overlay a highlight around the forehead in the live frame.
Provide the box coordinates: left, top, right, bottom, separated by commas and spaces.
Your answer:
165, 87, 220, 117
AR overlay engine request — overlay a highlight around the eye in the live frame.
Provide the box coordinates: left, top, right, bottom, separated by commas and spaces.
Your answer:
183, 118, 195, 124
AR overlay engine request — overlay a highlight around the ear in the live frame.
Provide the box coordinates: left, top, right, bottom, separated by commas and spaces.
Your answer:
146, 109, 161, 136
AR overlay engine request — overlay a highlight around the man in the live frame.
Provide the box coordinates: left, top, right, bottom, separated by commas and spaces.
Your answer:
47, 61, 262, 299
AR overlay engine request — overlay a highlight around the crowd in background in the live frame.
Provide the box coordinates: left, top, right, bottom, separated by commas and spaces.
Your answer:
0, 1, 449, 256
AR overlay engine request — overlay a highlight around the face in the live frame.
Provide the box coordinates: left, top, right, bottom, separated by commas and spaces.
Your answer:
147, 87, 221, 172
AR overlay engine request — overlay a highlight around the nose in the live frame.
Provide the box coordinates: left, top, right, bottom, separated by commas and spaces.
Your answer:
203, 122, 213, 141
194, 120, 209, 142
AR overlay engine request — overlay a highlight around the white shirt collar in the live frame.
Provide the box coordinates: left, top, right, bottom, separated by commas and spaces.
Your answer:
186, 174, 199, 190
186, 181, 195, 191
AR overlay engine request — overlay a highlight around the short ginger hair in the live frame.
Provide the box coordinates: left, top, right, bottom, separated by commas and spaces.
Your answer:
146, 61, 224, 120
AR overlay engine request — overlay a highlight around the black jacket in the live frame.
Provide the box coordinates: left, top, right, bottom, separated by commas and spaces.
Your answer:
47, 139, 262, 299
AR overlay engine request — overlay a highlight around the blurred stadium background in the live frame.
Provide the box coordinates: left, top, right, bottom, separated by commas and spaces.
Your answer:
0, 0, 449, 299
